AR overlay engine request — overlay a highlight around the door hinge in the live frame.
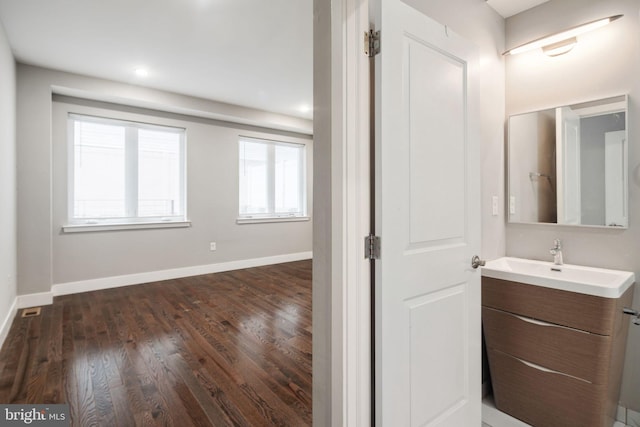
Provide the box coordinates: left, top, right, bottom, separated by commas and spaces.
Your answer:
365, 234, 381, 260
364, 30, 380, 57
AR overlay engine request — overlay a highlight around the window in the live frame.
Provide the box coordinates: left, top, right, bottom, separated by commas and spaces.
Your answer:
239, 137, 307, 220
68, 114, 186, 227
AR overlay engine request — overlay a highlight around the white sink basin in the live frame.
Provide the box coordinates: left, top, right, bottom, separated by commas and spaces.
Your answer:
482, 257, 635, 298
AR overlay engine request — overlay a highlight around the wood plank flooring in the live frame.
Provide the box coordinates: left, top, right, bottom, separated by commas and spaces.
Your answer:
0, 260, 312, 426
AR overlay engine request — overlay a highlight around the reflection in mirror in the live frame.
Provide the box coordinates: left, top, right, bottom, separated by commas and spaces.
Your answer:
508, 95, 628, 228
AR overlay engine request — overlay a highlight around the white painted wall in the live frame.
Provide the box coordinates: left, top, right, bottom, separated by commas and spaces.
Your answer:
0, 20, 17, 345
17, 64, 312, 295
505, 0, 640, 411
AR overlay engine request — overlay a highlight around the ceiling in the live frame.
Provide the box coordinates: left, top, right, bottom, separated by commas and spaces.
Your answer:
486, 0, 550, 18
0, 0, 549, 120
0, 0, 313, 119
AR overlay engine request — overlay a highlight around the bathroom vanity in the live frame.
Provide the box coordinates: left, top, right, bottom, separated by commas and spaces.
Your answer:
482, 257, 635, 427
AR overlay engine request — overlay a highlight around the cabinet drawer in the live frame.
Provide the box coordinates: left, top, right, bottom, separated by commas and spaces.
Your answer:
482, 277, 618, 335
488, 349, 611, 427
482, 307, 610, 384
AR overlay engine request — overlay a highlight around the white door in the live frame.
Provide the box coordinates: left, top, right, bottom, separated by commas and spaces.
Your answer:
556, 106, 581, 225
374, 1, 481, 425
605, 130, 627, 227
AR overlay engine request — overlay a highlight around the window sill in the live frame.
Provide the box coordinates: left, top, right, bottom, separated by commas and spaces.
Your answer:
236, 216, 310, 225
62, 220, 192, 233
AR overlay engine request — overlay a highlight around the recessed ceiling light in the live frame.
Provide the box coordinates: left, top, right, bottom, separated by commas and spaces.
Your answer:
135, 68, 149, 77
299, 104, 312, 113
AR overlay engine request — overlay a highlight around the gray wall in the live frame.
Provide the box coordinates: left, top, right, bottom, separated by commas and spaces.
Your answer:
505, 0, 640, 411
312, 0, 333, 424
0, 21, 16, 333
17, 65, 312, 293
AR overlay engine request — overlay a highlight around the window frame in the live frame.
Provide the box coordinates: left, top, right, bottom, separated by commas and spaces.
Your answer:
237, 136, 309, 223
65, 113, 188, 231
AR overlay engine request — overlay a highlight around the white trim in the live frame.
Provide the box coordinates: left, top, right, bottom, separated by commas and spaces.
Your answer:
0, 298, 18, 350
344, 0, 372, 424
62, 220, 192, 233
17, 292, 54, 309
236, 216, 310, 224
52, 251, 312, 296
312, 0, 370, 424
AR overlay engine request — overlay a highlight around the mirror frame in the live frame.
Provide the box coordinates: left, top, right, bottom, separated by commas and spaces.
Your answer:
507, 95, 629, 228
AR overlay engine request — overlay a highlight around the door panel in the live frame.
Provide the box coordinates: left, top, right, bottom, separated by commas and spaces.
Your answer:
408, 38, 466, 245
374, 1, 481, 425
409, 285, 468, 426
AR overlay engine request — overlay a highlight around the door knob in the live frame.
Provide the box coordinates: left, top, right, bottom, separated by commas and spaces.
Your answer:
471, 255, 486, 269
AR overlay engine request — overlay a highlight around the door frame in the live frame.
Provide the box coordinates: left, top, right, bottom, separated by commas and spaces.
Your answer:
312, 0, 372, 425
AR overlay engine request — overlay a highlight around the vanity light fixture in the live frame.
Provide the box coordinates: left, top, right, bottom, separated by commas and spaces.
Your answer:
503, 14, 623, 57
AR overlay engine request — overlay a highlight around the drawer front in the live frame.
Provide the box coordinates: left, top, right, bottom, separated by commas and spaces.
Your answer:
483, 307, 611, 384
488, 349, 611, 427
482, 277, 617, 335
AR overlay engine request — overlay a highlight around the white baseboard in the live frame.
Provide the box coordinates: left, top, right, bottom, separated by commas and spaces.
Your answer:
17, 291, 54, 309
0, 297, 18, 350
1, 252, 311, 350
52, 251, 312, 297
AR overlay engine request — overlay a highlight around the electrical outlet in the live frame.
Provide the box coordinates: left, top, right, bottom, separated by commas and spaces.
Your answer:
492, 196, 499, 216
210, 242, 217, 251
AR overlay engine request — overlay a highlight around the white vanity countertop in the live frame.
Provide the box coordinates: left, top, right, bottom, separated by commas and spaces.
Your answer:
481, 257, 635, 298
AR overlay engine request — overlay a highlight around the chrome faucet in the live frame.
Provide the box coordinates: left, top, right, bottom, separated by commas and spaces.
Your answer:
550, 239, 563, 265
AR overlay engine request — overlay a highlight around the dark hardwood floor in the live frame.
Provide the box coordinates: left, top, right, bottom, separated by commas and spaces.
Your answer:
0, 260, 312, 426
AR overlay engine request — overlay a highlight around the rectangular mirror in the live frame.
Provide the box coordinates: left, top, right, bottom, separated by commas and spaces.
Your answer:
508, 95, 628, 228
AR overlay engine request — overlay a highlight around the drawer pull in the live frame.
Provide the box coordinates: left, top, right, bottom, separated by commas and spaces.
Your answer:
483, 307, 591, 334
507, 353, 591, 384
512, 313, 590, 334
519, 358, 557, 373
513, 314, 554, 327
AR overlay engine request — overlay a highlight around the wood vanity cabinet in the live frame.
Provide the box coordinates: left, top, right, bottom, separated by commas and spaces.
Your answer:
482, 276, 634, 427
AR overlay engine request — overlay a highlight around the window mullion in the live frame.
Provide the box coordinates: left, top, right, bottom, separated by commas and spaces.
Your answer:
125, 127, 138, 218
299, 146, 306, 216
267, 143, 276, 215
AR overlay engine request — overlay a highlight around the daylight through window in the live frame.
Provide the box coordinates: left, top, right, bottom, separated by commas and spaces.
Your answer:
69, 114, 186, 224
239, 137, 306, 219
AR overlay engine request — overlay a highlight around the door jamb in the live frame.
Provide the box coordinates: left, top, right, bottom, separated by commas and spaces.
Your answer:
312, 0, 372, 425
